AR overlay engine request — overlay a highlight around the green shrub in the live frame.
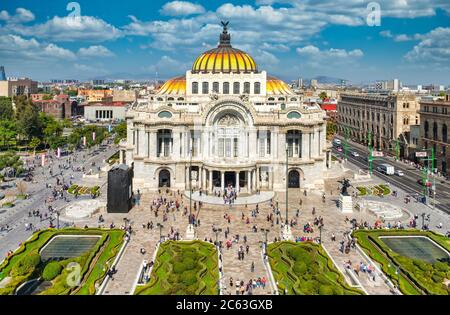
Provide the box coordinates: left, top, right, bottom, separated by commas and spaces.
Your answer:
433, 261, 449, 273
11, 252, 41, 276
42, 261, 63, 281
293, 261, 307, 275
183, 257, 196, 270
319, 285, 334, 295
172, 262, 185, 274
180, 270, 197, 286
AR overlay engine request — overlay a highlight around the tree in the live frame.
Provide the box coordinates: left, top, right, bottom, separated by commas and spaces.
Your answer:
29, 137, 41, 155
319, 92, 328, 101
0, 97, 14, 120
16, 181, 27, 196
113, 121, 127, 144
326, 121, 337, 140
40, 113, 64, 149
42, 94, 53, 100
0, 120, 17, 149
66, 90, 78, 97
15, 96, 43, 141
0, 151, 23, 177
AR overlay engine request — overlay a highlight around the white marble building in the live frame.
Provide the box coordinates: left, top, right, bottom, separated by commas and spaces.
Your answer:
121, 23, 330, 193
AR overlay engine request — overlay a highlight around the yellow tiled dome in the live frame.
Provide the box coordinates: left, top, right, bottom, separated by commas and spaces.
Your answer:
192, 22, 257, 74
266, 76, 294, 95
157, 76, 186, 95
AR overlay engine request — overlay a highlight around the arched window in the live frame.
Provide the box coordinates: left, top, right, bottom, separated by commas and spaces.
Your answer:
287, 111, 301, 119
233, 82, 240, 94
167, 97, 174, 101
212, 82, 219, 93
157, 97, 163, 101
202, 82, 209, 94
192, 82, 198, 94
254, 82, 261, 94
268, 97, 275, 101
243, 82, 250, 94
223, 82, 229, 94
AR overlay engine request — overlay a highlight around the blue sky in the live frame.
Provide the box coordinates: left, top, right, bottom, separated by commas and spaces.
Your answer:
0, 0, 449, 84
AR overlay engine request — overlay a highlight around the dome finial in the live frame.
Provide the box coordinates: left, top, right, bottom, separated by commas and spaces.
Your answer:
219, 21, 231, 47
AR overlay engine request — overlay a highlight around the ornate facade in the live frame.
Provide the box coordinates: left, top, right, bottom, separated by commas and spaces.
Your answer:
122, 23, 329, 193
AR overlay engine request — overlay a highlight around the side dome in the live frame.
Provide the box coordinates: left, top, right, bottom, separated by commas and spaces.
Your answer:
266, 76, 294, 95
192, 22, 257, 74
157, 76, 186, 95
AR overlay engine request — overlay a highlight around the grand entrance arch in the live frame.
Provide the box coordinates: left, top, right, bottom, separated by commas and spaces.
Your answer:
158, 169, 171, 187
288, 170, 300, 188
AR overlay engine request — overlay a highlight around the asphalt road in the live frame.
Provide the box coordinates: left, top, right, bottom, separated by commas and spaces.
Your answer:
333, 136, 450, 214
0, 142, 119, 259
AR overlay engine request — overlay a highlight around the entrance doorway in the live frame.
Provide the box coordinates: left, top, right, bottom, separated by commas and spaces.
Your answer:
158, 169, 171, 187
224, 172, 236, 187
288, 170, 300, 188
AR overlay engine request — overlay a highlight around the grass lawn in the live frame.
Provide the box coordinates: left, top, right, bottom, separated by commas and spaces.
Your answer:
0, 228, 125, 295
267, 241, 363, 295
353, 229, 450, 295
135, 240, 219, 295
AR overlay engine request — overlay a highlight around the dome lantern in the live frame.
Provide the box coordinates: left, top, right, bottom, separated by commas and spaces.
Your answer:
192, 22, 257, 74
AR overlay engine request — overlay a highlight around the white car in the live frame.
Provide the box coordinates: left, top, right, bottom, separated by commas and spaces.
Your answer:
395, 170, 404, 176
351, 151, 359, 157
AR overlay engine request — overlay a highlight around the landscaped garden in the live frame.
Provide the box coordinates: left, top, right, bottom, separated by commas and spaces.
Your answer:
67, 184, 100, 197
134, 240, 219, 295
356, 184, 391, 197
267, 241, 363, 295
0, 228, 125, 295
353, 229, 450, 295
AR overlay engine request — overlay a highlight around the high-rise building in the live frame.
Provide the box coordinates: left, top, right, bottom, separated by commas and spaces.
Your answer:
0, 66, 6, 81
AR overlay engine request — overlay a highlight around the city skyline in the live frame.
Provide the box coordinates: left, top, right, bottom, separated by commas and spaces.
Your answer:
0, 0, 449, 84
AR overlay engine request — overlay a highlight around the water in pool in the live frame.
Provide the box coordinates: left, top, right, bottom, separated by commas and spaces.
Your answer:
380, 236, 449, 264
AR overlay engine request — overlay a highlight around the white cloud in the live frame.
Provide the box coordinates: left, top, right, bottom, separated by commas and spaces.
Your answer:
0, 35, 76, 60
380, 30, 393, 38
405, 27, 450, 65
160, 1, 205, 16
296, 45, 364, 67
7, 15, 121, 42
143, 56, 191, 78
0, 8, 35, 23
78, 45, 114, 57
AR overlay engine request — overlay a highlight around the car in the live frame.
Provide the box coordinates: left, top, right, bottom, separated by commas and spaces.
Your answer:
337, 146, 343, 152
417, 179, 432, 187
395, 170, 404, 176
351, 151, 359, 157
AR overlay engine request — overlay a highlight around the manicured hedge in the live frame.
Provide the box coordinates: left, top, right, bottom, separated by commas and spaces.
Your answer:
42, 261, 63, 281
353, 229, 450, 295
0, 228, 125, 295
267, 241, 363, 295
135, 240, 219, 295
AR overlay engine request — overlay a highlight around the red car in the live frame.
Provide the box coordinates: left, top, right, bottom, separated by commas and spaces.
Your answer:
417, 179, 432, 187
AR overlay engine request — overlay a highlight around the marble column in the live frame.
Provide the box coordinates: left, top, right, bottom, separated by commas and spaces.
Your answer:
221, 171, 225, 191
119, 150, 124, 164
252, 169, 256, 191
247, 170, 251, 193
235, 171, 240, 191
256, 167, 260, 190
209, 169, 213, 192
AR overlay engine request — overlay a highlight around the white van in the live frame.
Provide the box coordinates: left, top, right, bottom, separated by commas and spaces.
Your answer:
376, 163, 395, 175
333, 139, 341, 146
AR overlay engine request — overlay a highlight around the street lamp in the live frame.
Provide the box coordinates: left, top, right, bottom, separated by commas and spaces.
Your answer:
157, 223, 164, 243
56, 210, 60, 229
285, 145, 289, 226
318, 224, 323, 244
262, 228, 270, 246
213, 227, 222, 247
186, 142, 195, 240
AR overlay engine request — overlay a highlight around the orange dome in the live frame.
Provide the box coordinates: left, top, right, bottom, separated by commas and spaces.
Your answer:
192, 22, 257, 74
266, 76, 294, 95
157, 76, 186, 95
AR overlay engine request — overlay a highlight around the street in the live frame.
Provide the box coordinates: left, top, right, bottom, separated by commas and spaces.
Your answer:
0, 142, 118, 259
333, 135, 450, 214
